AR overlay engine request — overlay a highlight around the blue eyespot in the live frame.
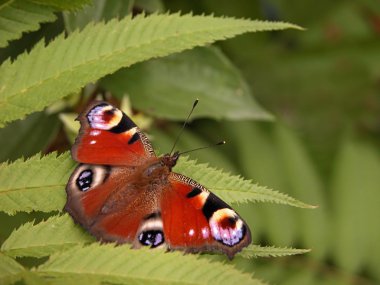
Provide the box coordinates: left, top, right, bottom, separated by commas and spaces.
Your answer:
76, 170, 93, 191
138, 230, 164, 248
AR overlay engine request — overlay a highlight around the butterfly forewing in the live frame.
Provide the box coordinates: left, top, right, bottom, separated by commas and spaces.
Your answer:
72, 101, 155, 166
65, 101, 251, 258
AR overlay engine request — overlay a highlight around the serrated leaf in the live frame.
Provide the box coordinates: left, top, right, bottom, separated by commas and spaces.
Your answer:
0, 152, 75, 215
1, 214, 94, 258
222, 121, 310, 246
0, 13, 301, 126
0, 252, 24, 284
239, 245, 310, 259
0, 151, 312, 215
176, 156, 315, 208
36, 244, 265, 285
0, 0, 56, 48
101, 46, 272, 121
1, 213, 310, 261
0, 211, 46, 247
0, 0, 90, 48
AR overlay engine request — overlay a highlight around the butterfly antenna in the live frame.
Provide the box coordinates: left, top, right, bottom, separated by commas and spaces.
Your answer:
169, 99, 199, 155
178, 141, 226, 156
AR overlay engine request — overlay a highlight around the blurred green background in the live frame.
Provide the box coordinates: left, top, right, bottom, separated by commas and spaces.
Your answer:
161, 1, 380, 284
1, 0, 379, 284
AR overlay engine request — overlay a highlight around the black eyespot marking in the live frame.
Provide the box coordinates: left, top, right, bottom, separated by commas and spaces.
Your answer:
202, 193, 231, 220
228, 216, 238, 226
110, 113, 136, 133
104, 109, 115, 116
138, 230, 164, 248
128, 132, 140, 145
186, 187, 202, 198
144, 212, 161, 220
76, 170, 93, 191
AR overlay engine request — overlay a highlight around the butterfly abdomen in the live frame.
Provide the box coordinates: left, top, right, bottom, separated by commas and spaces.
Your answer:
66, 101, 252, 259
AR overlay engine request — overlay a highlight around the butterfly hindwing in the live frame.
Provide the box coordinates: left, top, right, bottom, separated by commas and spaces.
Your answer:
72, 101, 155, 166
65, 164, 130, 230
161, 173, 251, 258
66, 100, 252, 258
65, 162, 166, 247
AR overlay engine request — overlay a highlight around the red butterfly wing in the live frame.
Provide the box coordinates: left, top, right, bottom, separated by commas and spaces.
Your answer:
72, 101, 155, 166
67, 101, 251, 258
65, 162, 165, 247
161, 173, 251, 258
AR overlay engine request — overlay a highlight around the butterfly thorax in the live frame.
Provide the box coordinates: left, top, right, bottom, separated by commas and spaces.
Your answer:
159, 151, 180, 171
65, 101, 251, 259
140, 152, 179, 183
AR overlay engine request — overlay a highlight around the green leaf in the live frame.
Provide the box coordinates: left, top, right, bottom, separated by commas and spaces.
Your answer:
176, 156, 315, 208
0, 212, 38, 246
274, 124, 329, 259
101, 46, 272, 121
240, 245, 310, 259
0, 152, 75, 215
20, 271, 53, 285
1, 214, 94, 258
36, 244, 265, 285
229, 39, 380, 177
0, 252, 24, 284
330, 134, 380, 273
30, 0, 92, 10
223, 121, 299, 246
32, 274, 102, 285
58, 113, 79, 144
0, 0, 56, 48
0, 0, 90, 48
0, 111, 60, 163
0, 13, 301, 126
1, 213, 309, 262
0, 151, 312, 215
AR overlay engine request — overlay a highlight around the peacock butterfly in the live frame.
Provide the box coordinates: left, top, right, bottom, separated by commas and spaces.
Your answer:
65, 101, 251, 258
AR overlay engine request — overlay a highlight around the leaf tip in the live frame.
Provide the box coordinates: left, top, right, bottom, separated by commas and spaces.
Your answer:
306, 203, 319, 209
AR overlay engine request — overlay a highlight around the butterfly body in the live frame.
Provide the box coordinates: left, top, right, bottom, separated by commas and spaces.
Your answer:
65, 101, 251, 258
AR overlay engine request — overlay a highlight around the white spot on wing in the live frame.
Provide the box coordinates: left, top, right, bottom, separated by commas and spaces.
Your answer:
90, 130, 101, 136
201, 228, 209, 239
